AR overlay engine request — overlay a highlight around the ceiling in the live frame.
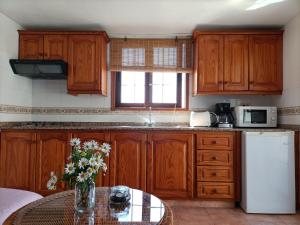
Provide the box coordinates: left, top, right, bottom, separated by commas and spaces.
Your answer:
0, 0, 299, 37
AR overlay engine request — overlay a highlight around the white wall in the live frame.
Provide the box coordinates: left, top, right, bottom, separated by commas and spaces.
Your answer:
31, 75, 275, 123
273, 12, 300, 125
0, 12, 32, 121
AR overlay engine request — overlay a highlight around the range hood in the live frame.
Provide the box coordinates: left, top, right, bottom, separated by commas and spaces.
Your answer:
9, 59, 67, 79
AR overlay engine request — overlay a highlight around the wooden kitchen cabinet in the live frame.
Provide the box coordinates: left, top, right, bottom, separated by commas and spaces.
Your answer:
71, 131, 110, 186
44, 34, 68, 61
249, 35, 283, 92
35, 132, 71, 195
193, 35, 224, 93
0, 131, 36, 191
67, 34, 108, 95
196, 131, 238, 200
224, 35, 249, 91
18, 31, 109, 95
147, 132, 194, 198
109, 132, 147, 191
193, 30, 283, 95
19, 34, 44, 59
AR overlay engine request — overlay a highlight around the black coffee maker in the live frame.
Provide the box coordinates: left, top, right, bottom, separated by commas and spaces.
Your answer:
215, 103, 234, 128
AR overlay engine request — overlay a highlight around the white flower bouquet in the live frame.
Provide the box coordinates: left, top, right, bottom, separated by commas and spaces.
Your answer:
47, 138, 111, 211
47, 138, 111, 190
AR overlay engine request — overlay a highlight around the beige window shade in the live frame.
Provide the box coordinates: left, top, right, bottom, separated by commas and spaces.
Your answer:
110, 38, 193, 73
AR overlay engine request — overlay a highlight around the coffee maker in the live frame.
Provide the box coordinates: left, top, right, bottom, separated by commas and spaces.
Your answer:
215, 103, 234, 128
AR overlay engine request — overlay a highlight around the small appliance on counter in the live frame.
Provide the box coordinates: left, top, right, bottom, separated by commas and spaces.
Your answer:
215, 103, 234, 128
189, 111, 218, 127
234, 106, 277, 128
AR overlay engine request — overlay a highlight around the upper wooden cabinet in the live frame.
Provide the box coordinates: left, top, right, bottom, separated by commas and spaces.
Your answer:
0, 131, 36, 191
193, 30, 283, 95
35, 132, 70, 196
249, 35, 283, 91
194, 35, 224, 92
19, 34, 44, 59
147, 132, 194, 198
18, 31, 109, 95
67, 34, 108, 95
44, 35, 68, 61
109, 132, 147, 191
224, 35, 249, 91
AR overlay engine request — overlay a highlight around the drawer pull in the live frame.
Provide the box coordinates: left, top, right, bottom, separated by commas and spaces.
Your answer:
211, 172, 217, 176
212, 156, 217, 160
212, 189, 217, 194
211, 140, 217, 144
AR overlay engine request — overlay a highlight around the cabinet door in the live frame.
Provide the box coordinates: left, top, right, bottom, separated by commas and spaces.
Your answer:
35, 132, 70, 195
224, 35, 249, 91
67, 35, 102, 93
19, 34, 44, 59
148, 132, 194, 198
71, 132, 110, 186
249, 35, 283, 92
109, 132, 147, 191
195, 35, 224, 93
44, 35, 68, 61
0, 132, 36, 191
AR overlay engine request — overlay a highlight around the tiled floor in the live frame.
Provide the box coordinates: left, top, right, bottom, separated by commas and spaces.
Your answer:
167, 203, 300, 225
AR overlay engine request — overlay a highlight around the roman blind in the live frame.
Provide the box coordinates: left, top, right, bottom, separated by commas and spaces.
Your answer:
110, 38, 193, 73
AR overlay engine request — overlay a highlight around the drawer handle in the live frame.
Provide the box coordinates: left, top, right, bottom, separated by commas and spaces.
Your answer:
212, 156, 217, 160
212, 189, 217, 194
211, 172, 217, 176
211, 140, 217, 144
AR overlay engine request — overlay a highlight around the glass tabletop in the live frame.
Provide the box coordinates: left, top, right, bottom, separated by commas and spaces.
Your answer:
13, 187, 169, 225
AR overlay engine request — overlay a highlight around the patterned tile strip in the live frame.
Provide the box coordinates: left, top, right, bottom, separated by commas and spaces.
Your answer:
2, 104, 300, 116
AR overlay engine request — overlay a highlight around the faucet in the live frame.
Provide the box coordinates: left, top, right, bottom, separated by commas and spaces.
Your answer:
145, 106, 154, 127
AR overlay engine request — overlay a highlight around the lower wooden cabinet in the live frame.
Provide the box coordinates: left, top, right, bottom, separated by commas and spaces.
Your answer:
71, 131, 110, 186
0, 129, 242, 201
147, 132, 194, 198
0, 131, 36, 191
35, 132, 71, 195
109, 132, 147, 191
196, 131, 238, 200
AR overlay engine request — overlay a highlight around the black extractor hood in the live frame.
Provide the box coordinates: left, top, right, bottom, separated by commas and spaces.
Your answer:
9, 59, 67, 79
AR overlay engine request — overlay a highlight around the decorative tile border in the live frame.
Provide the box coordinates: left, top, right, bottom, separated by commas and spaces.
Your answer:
0, 104, 194, 115
0, 104, 32, 114
278, 106, 300, 116
2, 104, 300, 116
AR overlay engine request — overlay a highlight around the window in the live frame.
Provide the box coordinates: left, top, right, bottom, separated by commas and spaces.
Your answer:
114, 71, 187, 109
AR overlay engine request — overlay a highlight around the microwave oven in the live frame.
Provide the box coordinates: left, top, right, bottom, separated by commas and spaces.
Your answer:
234, 106, 277, 128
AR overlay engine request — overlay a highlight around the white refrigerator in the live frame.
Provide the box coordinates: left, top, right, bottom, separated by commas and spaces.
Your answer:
241, 131, 296, 214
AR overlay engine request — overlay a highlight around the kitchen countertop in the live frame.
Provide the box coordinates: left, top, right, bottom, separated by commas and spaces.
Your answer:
0, 122, 298, 132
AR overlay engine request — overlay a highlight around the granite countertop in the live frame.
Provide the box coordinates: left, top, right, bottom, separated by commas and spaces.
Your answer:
0, 122, 298, 132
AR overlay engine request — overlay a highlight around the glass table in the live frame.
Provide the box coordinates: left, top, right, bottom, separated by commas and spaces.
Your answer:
4, 187, 173, 225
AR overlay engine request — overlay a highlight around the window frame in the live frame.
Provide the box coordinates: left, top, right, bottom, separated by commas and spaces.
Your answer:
111, 71, 189, 110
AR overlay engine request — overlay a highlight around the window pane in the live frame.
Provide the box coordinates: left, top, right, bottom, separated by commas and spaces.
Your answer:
121, 71, 145, 103
152, 72, 177, 104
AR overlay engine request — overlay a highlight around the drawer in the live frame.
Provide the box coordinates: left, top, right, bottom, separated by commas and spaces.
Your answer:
197, 150, 233, 166
197, 182, 234, 199
197, 166, 233, 182
197, 132, 234, 150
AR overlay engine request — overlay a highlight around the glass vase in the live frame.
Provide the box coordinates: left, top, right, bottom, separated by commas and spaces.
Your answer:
75, 181, 96, 212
